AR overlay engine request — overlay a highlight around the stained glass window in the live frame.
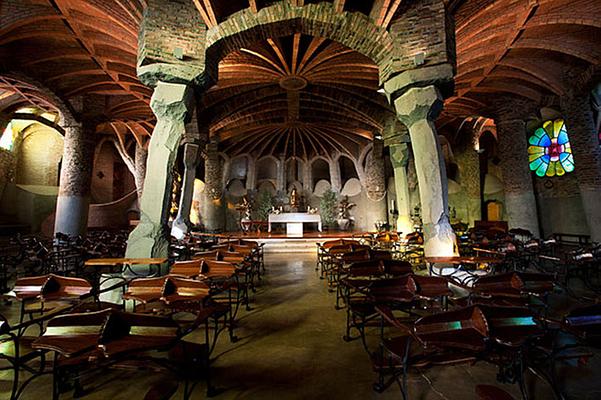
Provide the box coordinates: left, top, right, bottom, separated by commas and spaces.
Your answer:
528, 119, 574, 177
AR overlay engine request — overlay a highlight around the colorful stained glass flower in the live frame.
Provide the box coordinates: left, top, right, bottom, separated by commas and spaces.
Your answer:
528, 119, 574, 177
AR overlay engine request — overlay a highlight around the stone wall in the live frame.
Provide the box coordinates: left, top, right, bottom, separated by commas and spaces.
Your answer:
16, 124, 63, 186
91, 142, 116, 203
534, 173, 589, 237
0, 148, 16, 203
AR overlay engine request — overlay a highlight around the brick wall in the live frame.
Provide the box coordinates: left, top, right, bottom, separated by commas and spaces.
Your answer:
387, 0, 455, 77
206, 2, 394, 82
138, 0, 208, 85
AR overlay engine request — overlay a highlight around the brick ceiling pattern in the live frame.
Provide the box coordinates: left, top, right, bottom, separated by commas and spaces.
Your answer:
2, 0, 601, 153
202, 33, 390, 159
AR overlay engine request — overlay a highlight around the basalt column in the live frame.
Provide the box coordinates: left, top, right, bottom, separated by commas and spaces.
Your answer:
202, 140, 225, 232
562, 92, 601, 242
172, 142, 200, 238
54, 118, 96, 237
392, 86, 457, 256
389, 143, 413, 233
493, 101, 540, 236
126, 82, 194, 258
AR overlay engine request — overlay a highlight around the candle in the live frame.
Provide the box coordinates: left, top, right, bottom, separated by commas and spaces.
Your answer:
391, 199, 396, 210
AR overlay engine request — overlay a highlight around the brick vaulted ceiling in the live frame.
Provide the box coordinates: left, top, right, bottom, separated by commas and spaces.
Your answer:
201, 33, 390, 159
2, 0, 601, 153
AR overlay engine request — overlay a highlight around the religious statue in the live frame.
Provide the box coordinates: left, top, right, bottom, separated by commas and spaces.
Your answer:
235, 195, 252, 232
289, 187, 300, 211
337, 196, 356, 231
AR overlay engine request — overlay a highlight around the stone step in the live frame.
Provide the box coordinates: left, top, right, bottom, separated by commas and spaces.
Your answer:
260, 239, 321, 253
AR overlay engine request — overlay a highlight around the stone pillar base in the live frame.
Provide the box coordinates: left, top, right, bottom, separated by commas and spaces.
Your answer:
423, 214, 457, 257
396, 215, 413, 234
125, 214, 169, 259
580, 188, 601, 242
54, 195, 90, 237
504, 192, 540, 236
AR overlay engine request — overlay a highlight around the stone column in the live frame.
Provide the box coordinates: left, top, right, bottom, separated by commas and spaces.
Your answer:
202, 140, 225, 232
134, 142, 148, 201
276, 155, 286, 192
329, 157, 342, 192
171, 142, 200, 239
561, 92, 601, 242
54, 118, 96, 237
389, 143, 413, 233
493, 100, 540, 236
246, 156, 256, 190
126, 82, 194, 258
456, 145, 481, 226
302, 161, 312, 194
364, 139, 388, 229
392, 86, 457, 256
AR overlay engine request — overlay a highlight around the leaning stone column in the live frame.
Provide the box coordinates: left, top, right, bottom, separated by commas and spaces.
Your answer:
329, 157, 342, 192
202, 140, 225, 232
126, 82, 194, 258
276, 155, 286, 192
455, 143, 482, 226
55, 118, 96, 237
246, 156, 257, 190
493, 100, 540, 236
391, 86, 457, 257
171, 142, 200, 239
364, 139, 388, 229
134, 142, 148, 202
561, 92, 601, 242
389, 143, 413, 233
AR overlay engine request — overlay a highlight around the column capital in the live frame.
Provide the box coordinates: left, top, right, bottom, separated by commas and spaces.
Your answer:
150, 82, 195, 122
383, 63, 455, 104
393, 85, 444, 127
389, 143, 410, 169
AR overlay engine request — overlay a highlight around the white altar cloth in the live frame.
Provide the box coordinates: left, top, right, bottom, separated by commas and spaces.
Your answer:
268, 213, 322, 236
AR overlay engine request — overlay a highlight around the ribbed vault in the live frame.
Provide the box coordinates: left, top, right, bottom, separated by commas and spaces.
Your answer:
0, 0, 151, 121
440, 0, 601, 130
202, 33, 392, 160
2, 0, 601, 150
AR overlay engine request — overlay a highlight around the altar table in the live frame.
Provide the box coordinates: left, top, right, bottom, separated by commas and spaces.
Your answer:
268, 213, 322, 236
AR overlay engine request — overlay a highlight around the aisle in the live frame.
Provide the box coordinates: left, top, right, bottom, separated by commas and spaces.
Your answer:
206, 253, 526, 400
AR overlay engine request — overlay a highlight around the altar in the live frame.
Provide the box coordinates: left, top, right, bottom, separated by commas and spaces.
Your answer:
268, 213, 322, 237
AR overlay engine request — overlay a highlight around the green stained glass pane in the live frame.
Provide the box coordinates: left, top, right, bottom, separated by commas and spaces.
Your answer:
527, 119, 574, 177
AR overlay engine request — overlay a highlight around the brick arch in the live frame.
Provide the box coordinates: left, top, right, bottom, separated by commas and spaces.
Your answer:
0, 72, 75, 124
205, 2, 394, 83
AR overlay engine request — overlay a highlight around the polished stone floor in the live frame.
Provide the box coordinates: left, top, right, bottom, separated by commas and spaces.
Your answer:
1, 253, 600, 399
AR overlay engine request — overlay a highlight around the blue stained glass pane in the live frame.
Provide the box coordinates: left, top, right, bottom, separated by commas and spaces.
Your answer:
536, 164, 547, 177
557, 128, 569, 145
529, 158, 544, 171
541, 154, 550, 164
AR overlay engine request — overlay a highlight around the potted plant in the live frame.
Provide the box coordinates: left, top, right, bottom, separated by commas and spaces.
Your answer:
319, 188, 337, 229
255, 190, 274, 221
